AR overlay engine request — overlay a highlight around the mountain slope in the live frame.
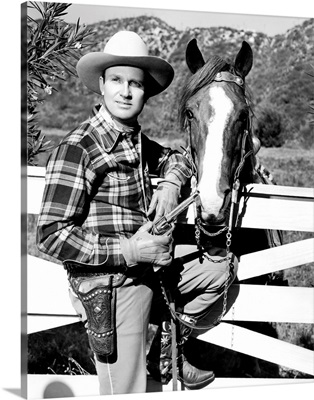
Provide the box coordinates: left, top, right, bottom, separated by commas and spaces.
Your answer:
39, 15, 314, 147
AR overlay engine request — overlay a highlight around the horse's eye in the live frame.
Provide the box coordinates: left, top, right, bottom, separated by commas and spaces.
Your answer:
186, 109, 194, 120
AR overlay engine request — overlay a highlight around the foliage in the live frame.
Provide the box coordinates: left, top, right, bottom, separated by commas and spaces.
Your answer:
26, 2, 95, 165
254, 108, 285, 147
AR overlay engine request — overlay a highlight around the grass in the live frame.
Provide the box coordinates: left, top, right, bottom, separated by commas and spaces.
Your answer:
258, 147, 314, 188
28, 131, 314, 377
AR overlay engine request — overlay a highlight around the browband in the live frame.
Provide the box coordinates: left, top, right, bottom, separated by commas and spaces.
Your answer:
214, 71, 244, 87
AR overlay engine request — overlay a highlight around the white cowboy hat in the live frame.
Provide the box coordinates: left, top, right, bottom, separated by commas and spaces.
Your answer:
76, 30, 174, 97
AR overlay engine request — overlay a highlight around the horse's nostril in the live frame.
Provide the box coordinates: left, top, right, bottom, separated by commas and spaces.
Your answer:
214, 213, 226, 225
201, 211, 226, 225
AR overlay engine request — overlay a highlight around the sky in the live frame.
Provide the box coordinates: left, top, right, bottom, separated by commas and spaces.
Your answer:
27, 0, 311, 36
0, 1, 314, 400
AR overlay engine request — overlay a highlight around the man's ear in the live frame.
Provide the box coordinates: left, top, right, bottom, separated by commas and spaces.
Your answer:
99, 76, 104, 95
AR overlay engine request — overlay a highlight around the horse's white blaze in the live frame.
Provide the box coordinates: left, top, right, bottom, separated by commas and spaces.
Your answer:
198, 86, 234, 218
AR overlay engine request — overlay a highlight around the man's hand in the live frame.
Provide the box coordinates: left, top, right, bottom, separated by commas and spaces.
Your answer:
147, 176, 181, 223
120, 221, 173, 270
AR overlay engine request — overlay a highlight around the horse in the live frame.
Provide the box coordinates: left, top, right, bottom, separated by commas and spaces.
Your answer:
168, 38, 283, 379
180, 39, 254, 228
173, 38, 277, 264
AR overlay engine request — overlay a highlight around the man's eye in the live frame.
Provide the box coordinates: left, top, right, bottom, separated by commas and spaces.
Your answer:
130, 81, 144, 89
109, 76, 121, 83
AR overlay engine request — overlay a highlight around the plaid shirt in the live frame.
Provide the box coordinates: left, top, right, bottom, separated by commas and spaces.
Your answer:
37, 105, 192, 267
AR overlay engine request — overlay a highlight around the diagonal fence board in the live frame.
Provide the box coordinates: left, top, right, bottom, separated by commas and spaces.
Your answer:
237, 238, 314, 281
199, 322, 314, 376
223, 284, 314, 323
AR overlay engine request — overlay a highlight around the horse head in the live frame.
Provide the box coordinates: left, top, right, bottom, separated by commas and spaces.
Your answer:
179, 39, 257, 227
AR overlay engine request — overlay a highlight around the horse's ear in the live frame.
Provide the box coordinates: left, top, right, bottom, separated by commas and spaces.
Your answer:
186, 39, 205, 74
234, 41, 253, 78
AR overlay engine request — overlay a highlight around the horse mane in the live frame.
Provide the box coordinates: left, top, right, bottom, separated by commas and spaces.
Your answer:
178, 54, 254, 131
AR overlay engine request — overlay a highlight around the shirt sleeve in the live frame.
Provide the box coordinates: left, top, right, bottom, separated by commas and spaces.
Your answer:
36, 142, 125, 267
161, 150, 193, 185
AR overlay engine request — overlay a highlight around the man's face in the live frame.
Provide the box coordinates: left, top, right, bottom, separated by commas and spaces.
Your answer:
100, 66, 146, 125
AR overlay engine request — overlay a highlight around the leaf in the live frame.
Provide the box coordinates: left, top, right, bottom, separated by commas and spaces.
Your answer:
56, 58, 76, 77
54, 3, 71, 17
39, 41, 61, 59
67, 29, 75, 43
75, 18, 80, 34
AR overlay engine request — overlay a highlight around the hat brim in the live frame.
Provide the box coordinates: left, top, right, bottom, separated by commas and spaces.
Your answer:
77, 52, 174, 97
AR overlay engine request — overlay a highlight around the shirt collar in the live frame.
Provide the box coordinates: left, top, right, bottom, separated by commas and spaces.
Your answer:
90, 104, 141, 153
89, 104, 122, 153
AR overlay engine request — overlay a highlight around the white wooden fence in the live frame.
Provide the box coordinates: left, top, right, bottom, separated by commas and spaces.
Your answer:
26, 166, 314, 397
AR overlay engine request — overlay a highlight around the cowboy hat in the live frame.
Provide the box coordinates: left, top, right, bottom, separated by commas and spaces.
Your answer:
76, 30, 174, 97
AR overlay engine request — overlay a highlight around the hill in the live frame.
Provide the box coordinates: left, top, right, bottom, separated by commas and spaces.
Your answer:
37, 15, 314, 148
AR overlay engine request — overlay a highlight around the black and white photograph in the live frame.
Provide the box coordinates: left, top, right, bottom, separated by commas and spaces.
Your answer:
2, 0, 314, 399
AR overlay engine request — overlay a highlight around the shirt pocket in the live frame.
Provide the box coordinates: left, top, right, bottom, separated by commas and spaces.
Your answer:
99, 168, 143, 210
107, 172, 131, 182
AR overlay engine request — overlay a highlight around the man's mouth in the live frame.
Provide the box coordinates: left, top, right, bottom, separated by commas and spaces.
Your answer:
116, 101, 132, 107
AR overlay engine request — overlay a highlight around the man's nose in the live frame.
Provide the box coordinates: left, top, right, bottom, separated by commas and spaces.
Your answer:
121, 82, 131, 97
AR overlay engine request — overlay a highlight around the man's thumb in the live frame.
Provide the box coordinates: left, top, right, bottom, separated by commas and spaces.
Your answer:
137, 220, 153, 233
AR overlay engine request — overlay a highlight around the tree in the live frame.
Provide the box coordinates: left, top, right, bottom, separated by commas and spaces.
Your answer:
26, 2, 95, 165
254, 108, 285, 148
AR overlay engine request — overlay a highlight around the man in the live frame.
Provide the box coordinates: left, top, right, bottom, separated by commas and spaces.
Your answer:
37, 30, 230, 394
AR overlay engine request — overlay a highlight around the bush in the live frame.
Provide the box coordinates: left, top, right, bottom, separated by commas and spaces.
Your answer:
26, 2, 95, 165
255, 108, 285, 147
